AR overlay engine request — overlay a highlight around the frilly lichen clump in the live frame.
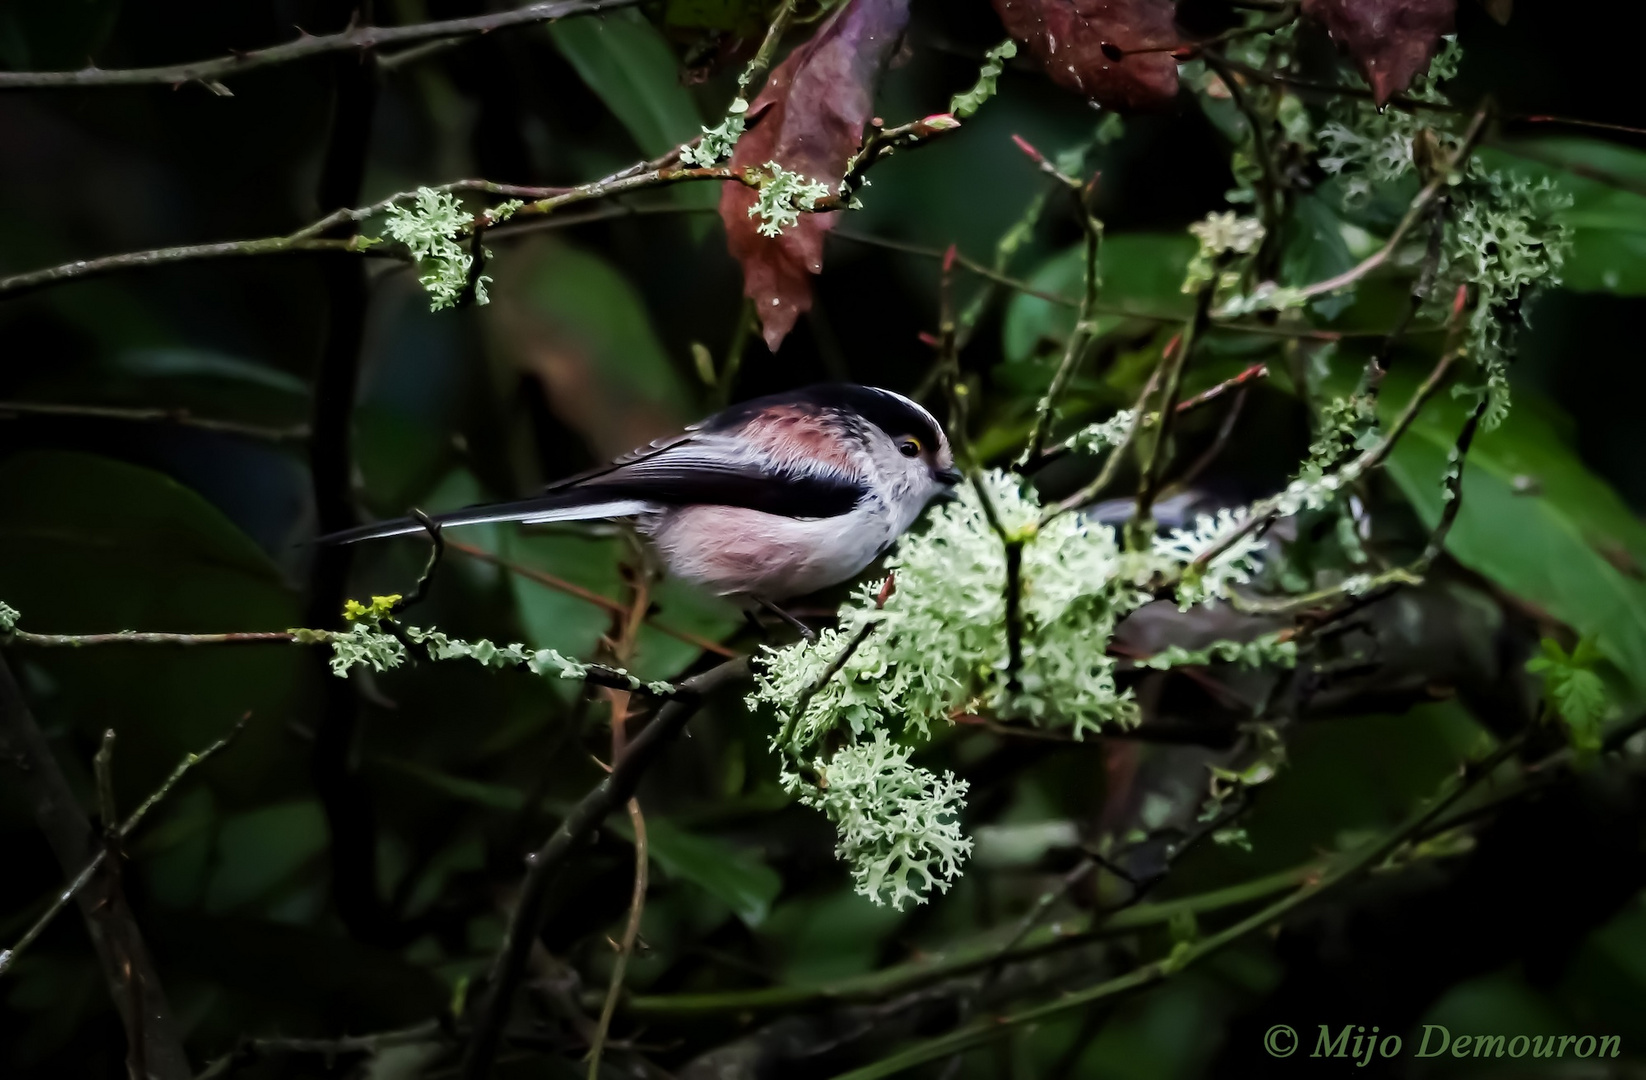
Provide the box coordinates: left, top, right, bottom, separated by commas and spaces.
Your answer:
785, 732, 972, 911
0, 600, 19, 634
384, 188, 490, 311
751, 469, 1280, 908
750, 163, 833, 238
301, 604, 669, 693
680, 98, 748, 167
1313, 38, 1571, 428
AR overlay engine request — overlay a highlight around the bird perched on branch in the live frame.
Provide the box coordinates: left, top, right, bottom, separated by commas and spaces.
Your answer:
324, 384, 960, 616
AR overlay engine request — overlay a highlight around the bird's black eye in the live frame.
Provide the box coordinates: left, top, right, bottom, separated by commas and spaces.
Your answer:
898, 438, 922, 458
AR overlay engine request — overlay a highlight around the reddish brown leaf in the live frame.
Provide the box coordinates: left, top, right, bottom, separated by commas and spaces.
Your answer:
1301, 0, 1457, 106
989, 0, 1180, 111
720, 0, 911, 352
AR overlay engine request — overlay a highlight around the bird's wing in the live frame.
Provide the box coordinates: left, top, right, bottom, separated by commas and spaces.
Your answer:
320, 423, 868, 546
571, 429, 869, 519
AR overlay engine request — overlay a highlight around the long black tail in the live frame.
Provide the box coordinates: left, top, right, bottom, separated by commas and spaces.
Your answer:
316, 492, 653, 545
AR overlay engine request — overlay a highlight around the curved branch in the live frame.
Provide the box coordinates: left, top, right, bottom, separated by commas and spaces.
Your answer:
0, 0, 642, 91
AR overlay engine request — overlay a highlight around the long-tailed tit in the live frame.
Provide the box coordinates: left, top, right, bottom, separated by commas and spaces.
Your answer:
325, 384, 961, 604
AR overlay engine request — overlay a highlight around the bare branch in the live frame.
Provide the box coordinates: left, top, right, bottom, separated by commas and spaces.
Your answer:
0, 716, 248, 979
0, 0, 644, 91
0, 400, 309, 442
0, 656, 193, 1079
461, 656, 750, 1080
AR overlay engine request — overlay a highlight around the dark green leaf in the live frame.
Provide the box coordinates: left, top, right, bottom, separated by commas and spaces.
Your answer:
615, 817, 783, 926
1383, 380, 1646, 695
1003, 234, 1196, 362
549, 10, 703, 159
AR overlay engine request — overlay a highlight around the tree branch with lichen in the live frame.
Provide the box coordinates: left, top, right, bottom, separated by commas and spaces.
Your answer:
0, 0, 644, 92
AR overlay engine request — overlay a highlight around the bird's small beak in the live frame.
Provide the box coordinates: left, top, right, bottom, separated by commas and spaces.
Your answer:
935, 466, 963, 488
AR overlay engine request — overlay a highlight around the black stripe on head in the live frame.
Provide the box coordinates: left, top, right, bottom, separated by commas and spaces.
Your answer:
712, 384, 943, 448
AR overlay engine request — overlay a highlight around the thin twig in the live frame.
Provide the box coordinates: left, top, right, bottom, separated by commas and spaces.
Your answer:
0, 401, 310, 442
1248, 392, 1488, 623
0, 235, 396, 299
5, 629, 297, 647
620, 862, 1318, 1019
193, 1021, 447, 1080
0, 716, 249, 978
460, 656, 749, 1080
1043, 353, 1167, 523
0, 657, 193, 1078
1015, 139, 1103, 466
447, 541, 736, 658
3, 619, 685, 697
1287, 107, 1490, 304
0, 0, 643, 91
1131, 276, 1219, 539
828, 733, 1531, 1080
587, 572, 652, 1078
776, 576, 894, 755
833, 229, 1355, 341
1177, 381, 1254, 490
1187, 337, 1465, 576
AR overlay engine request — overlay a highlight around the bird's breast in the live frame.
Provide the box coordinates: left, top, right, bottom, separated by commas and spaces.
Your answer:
643, 502, 896, 601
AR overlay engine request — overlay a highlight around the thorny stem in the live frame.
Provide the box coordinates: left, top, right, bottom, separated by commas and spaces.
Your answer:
0, 0, 643, 91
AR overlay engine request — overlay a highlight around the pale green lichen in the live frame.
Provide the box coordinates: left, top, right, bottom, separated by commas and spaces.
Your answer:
1132, 632, 1297, 671
785, 732, 972, 910
1152, 509, 1270, 610
383, 188, 490, 310
488, 198, 524, 224
681, 97, 749, 167
749, 163, 832, 238
950, 39, 1017, 119
751, 471, 1298, 906
0, 601, 20, 633
1184, 211, 1266, 295
1063, 409, 1137, 454
1440, 170, 1571, 428
309, 604, 664, 693
1312, 38, 1570, 428
323, 623, 406, 678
